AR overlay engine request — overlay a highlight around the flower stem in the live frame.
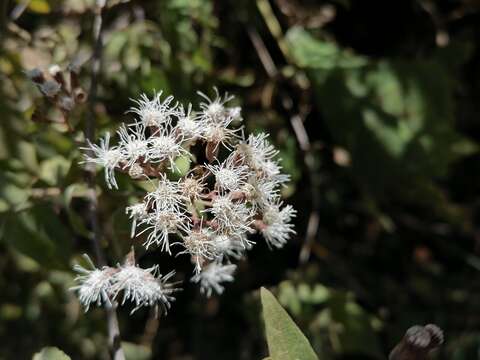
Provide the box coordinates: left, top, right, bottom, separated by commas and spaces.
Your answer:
86, 1, 125, 359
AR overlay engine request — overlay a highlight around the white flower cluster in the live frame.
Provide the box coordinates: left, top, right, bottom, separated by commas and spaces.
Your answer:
72, 253, 177, 315
74, 89, 296, 314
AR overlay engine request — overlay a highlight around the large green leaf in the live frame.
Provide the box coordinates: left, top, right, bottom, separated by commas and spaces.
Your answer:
32, 347, 71, 360
261, 287, 318, 360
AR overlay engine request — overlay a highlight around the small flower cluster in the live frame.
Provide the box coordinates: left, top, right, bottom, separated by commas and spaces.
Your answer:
73, 89, 296, 314
72, 252, 176, 315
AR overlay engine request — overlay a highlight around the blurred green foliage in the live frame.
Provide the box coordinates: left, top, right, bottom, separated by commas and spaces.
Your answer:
1, 0, 480, 359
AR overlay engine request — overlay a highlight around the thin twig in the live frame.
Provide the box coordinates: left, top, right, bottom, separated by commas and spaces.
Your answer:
289, 110, 321, 264
86, 0, 106, 266
256, 0, 291, 61
85, 1, 125, 359
10, 0, 30, 21
246, 25, 278, 78
289, 113, 321, 265
246, 25, 320, 264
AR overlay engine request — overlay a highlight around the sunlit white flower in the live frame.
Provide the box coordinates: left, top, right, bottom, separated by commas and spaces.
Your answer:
202, 119, 243, 151
191, 262, 236, 297
176, 103, 204, 139
177, 226, 216, 273
126, 202, 148, 237
228, 106, 242, 122
236, 132, 278, 170
117, 123, 149, 168
197, 89, 243, 150
262, 160, 290, 185
197, 88, 234, 124
71, 256, 117, 311
138, 209, 190, 253
129, 92, 178, 127
206, 155, 249, 192
144, 174, 185, 211
82, 132, 123, 189
146, 124, 190, 170
180, 172, 207, 201
260, 202, 297, 248
113, 264, 177, 314
243, 175, 280, 209
206, 194, 253, 235
212, 233, 247, 260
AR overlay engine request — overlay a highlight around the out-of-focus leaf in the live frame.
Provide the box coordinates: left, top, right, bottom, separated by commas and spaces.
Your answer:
39, 156, 71, 186
0, 180, 30, 211
1, 204, 72, 269
28, 0, 51, 14
18, 141, 39, 173
286, 27, 367, 70
311, 293, 383, 358
122, 342, 151, 360
140, 68, 170, 95
278, 281, 303, 316
278, 281, 330, 317
218, 68, 255, 87
32, 347, 71, 360
0, 160, 33, 212
261, 287, 318, 360
123, 45, 142, 71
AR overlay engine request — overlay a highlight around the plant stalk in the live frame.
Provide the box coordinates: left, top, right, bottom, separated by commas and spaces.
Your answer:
86, 1, 125, 359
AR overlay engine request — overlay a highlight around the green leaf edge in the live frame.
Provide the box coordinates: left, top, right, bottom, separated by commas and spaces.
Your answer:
260, 287, 319, 360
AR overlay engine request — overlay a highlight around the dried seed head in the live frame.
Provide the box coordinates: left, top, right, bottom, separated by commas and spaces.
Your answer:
59, 96, 75, 112
25, 68, 44, 83
40, 80, 61, 97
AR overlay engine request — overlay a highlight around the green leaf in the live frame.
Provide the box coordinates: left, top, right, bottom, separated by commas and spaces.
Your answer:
261, 287, 318, 360
18, 141, 39, 173
286, 27, 367, 70
311, 292, 383, 358
122, 342, 151, 360
32, 347, 71, 360
169, 154, 191, 179
39, 156, 71, 186
1, 204, 72, 269
28, 0, 51, 14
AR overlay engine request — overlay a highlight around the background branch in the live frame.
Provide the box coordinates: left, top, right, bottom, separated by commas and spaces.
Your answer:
85, 1, 125, 359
